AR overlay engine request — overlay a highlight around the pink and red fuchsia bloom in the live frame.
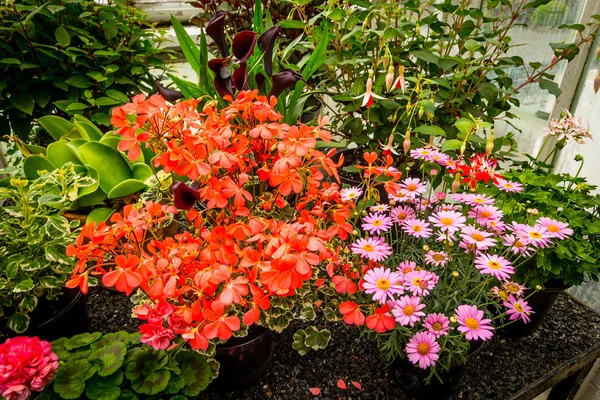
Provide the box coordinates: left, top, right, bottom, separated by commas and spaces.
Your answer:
0, 337, 59, 400
406, 332, 441, 369
363, 267, 404, 304
454, 305, 494, 341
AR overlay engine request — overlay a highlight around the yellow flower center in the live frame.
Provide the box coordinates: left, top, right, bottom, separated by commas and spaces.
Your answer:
403, 305, 415, 315
433, 254, 445, 261
376, 278, 391, 290
479, 211, 492, 218
465, 317, 479, 330
507, 284, 519, 293
514, 303, 524, 312
515, 240, 525, 248
548, 225, 559, 233
398, 213, 407, 220
363, 244, 374, 252
504, 183, 513, 189
474, 198, 485, 204
413, 225, 423, 232
432, 322, 443, 331
412, 278, 423, 287
348, 192, 356, 198
417, 342, 430, 355
403, 267, 413, 274
471, 233, 485, 241
529, 231, 542, 239
488, 261, 501, 270
440, 217, 453, 225
372, 219, 383, 226
407, 183, 418, 191
499, 290, 509, 301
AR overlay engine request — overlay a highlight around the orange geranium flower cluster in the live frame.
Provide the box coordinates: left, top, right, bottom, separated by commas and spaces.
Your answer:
67, 91, 355, 352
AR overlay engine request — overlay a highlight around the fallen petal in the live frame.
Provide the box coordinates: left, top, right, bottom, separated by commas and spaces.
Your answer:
336, 379, 347, 390
351, 381, 362, 390
309, 388, 321, 396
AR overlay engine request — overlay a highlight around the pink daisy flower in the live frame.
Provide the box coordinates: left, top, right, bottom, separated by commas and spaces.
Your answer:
402, 218, 433, 239
442, 158, 458, 169
363, 267, 404, 304
438, 203, 460, 212
397, 260, 417, 275
410, 147, 437, 161
428, 210, 466, 233
454, 305, 494, 341
502, 234, 533, 256
392, 295, 426, 327
504, 295, 534, 324
389, 191, 412, 203
406, 332, 441, 369
516, 225, 553, 248
485, 219, 507, 234
474, 253, 514, 281
502, 282, 527, 298
462, 193, 495, 206
390, 205, 415, 223
340, 187, 363, 202
496, 179, 524, 193
536, 217, 573, 240
460, 225, 497, 251
350, 237, 392, 261
430, 152, 450, 165
370, 203, 390, 212
362, 212, 394, 235
468, 205, 503, 226
400, 178, 426, 198
423, 313, 450, 337
424, 250, 449, 267
403, 270, 438, 296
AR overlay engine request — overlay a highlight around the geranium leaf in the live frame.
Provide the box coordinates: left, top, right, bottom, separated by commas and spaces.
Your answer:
177, 351, 212, 396
131, 370, 171, 395
85, 370, 123, 400
90, 342, 127, 376
303, 326, 331, 351
65, 332, 102, 350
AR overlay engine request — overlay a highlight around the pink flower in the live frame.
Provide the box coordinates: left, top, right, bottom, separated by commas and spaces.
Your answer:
410, 147, 438, 161
536, 217, 573, 240
474, 253, 514, 281
543, 110, 592, 144
424, 250, 448, 267
340, 186, 363, 202
468, 205, 502, 225
392, 295, 426, 327
0, 337, 59, 396
460, 225, 497, 251
400, 178, 426, 198
515, 225, 553, 248
503, 281, 527, 298
428, 210, 466, 233
423, 313, 450, 337
406, 332, 440, 369
454, 304, 494, 341
350, 237, 392, 261
363, 267, 404, 304
402, 218, 432, 239
370, 203, 390, 212
461, 193, 495, 206
496, 179, 524, 193
504, 295, 535, 323
390, 205, 415, 223
403, 270, 438, 296
362, 212, 394, 235
139, 323, 176, 350
397, 260, 417, 274
502, 234, 533, 256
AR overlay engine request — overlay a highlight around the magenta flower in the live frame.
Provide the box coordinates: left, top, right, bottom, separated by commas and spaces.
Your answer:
495, 179, 524, 193
424, 250, 448, 267
390, 205, 415, 223
340, 186, 363, 202
504, 295, 535, 323
474, 253, 514, 281
428, 210, 466, 234
400, 177, 426, 198
397, 260, 417, 275
349, 237, 392, 262
139, 323, 176, 350
516, 225, 553, 248
423, 313, 451, 337
460, 225, 497, 251
392, 295, 426, 327
536, 217, 573, 240
402, 218, 433, 239
406, 332, 441, 369
454, 304, 494, 341
362, 212, 394, 235
363, 267, 404, 304
502, 234, 533, 256
460, 193, 495, 206
468, 204, 503, 225
403, 270, 438, 297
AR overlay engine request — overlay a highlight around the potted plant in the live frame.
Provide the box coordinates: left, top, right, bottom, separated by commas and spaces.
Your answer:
65, 90, 354, 387
0, 164, 94, 339
314, 149, 571, 393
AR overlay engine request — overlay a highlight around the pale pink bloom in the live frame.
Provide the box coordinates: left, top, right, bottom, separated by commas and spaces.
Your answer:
462, 193, 496, 206
363, 267, 404, 304
392, 295, 426, 327
403, 270, 438, 296
390, 205, 415, 223
474, 253, 514, 281
435, 231, 456, 243
340, 186, 363, 202
400, 177, 426, 198
536, 217, 573, 240
406, 332, 440, 369
450, 193, 468, 202
429, 210, 466, 233
410, 147, 439, 161
370, 203, 390, 212
516, 225, 553, 248
350, 237, 392, 261
139, 323, 175, 350
397, 260, 417, 275
438, 203, 460, 212
402, 218, 433, 239
496, 179, 524, 193
502, 282, 528, 298
543, 110, 592, 144
356, 77, 384, 107
2, 386, 30, 400
454, 304, 494, 341
389, 190, 412, 203
362, 212, 394, 235
424, 250, 449, 267
485, 219, 507, 234
440, 158, 458, 168
468, 204, 503, 226
502, 234, 533, 256
430, 152, 450, 165
423, 313, 451, 337
460, 225, 497, 251
504, 295, 535, 323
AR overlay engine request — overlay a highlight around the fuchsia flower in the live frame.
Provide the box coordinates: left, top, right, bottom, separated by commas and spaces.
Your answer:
340, 187, 363, 202
402, 218, 433, 239
474, 253, 514, 281
495, 179, 524, 193
536, 217, 573, 240
424, 250, 449, 267
400, 178, 426, 198
504, 295, 535, 323
428, 210, 466, 233
406, 332, 441, 369
390, 205, 415, 223
397, 260, 417, 274
362, 212, 394, 235
423, 313, 451, 337
0, 337, 59, 399
363, 267, 404, 304
392, 295, 426, 327
460, 225, 497, 251
454, 305, 494, 341
350, 237, 392, 261
403, 270, 438, 296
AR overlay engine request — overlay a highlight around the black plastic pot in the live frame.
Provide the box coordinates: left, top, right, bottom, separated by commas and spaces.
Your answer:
210, 325, 274, 390
26, 289, 90, 341
332, 148, 390, 204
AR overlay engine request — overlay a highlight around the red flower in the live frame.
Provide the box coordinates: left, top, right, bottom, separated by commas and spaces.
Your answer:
366, 305, 396, 333
339, 301, 365, 326
101, 255, 142, 295
202, 301, 241, 340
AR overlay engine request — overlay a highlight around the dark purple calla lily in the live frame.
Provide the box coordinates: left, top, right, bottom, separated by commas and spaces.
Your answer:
208, 58, 234, 98
232, 64, 248, 91
173, 181, 200, 210
232, 31, 258, 63
268, 69, 304, 98
255, 72, 266, 94
154, 80, 184, 103
206, 11, 229, 57
258, 26, 281, 77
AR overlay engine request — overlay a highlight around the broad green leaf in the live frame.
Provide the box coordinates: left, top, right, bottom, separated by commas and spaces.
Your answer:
47, 142, 83, 168
106, 179, 146, 199
77, 187, 107, 207
55, 26, 71, 47
23, 155, 55, 179
303, 326, 331, 350
177, 351, 212, 396
253, 0, 263, 32
65, 332, 103, 350
13, 279, 35, 292
0, 58, 21, 64
10, 92, 35, 115
167, 74, 202, 99
86, 207, 116, 224
414, 124, 446, 136
90, 342, 127, 376
454, 118, 474, 135
442, 139, 463, 152
300, 304, 316, 321
105, 89, 129, 103
38, 115, 77, 140
65, 76, 92, 89
85, 371, 123, 400
19, 294, 38, 313
278, 20, 305, 29
132, 163, 153, 182
7, 313, 29, 333
79, 142, 133, 193
53, 360, 92, 399
292, 329, 310, 355
171, 16, 199, 75
74, 120, 103, 141
131, 370, 171, 395
538, 78, 562, 97
412, 50, 440, 65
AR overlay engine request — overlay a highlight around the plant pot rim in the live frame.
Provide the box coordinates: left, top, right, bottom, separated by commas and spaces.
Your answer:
217, 326, 272, 351
36, 290, 85, 329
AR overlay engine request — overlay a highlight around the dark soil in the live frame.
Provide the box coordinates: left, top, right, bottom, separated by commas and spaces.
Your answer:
84, 289, 600, 400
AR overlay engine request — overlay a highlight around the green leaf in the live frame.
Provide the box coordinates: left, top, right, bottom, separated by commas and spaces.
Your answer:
19, 294, 38, 313
0, 58, 21, 64
74, 119, 103, 141
66, 102, 89, 111
86, 207, 116, 224
90, 342, 127, 377
55, 26, 71, 47
95, 97, 120, 106
23, 155, 55, 179
300, 304, 316, 321
13, 279, 34, 292
171, 16, 200, 75
132, 163, 153, 181
278, 20, 305, 29
414, 124, 446, 136
131, 370, 171, 395
10, 92, 35, 115
38, 276, 61, 289
53, 360, 92, 399
292, 329, 310, 355
79, 142, 133, 194
412, 50, 440, 65
199, 30, 210, 94
163, 374, 186, 395
177, 351, 212, 396
85, 371, 123, 400
66, 76, 92, 89
166, 74, 202, 99
253, 0, 263, 32
65, 332, 103, 350
303, 326, 331, 350
538, 78, 562, 97
7, 313, 29, 333
105, 89, 129, 103
38, 115, 77, 140
47, 142, 83, 168
454, 118, 474, 135
442, 139, 463, 152
106, 179, 146, 199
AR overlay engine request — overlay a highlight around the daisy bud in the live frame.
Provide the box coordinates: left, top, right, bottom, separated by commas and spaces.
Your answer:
352, 230, 358, 235
535, 285, 542, 291
344, 247, 350, 254
470, 187, 476, 193
390, 200, 397, 206
448, 241, 454, 247
354, 212, 359, 216
385, 66, 394, 92
422, 245, 430, 251
450, 316, 457, 323
430, 169, 438, 176
527, 208, 539, 215
362, 210, 367, 215
452, 271, 459, 277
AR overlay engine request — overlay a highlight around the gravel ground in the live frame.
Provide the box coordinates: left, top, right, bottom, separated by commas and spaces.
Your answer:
85, 289, 600, 400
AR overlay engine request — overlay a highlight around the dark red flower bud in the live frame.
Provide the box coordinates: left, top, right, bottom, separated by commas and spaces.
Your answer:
258, 26, 281, 76
232, 64, 248, 91
173, 181, 200, 210
232, 31, 258, 63
206, 11, 229, 57
154, 80, 184, 103
268, 69, 303, 98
